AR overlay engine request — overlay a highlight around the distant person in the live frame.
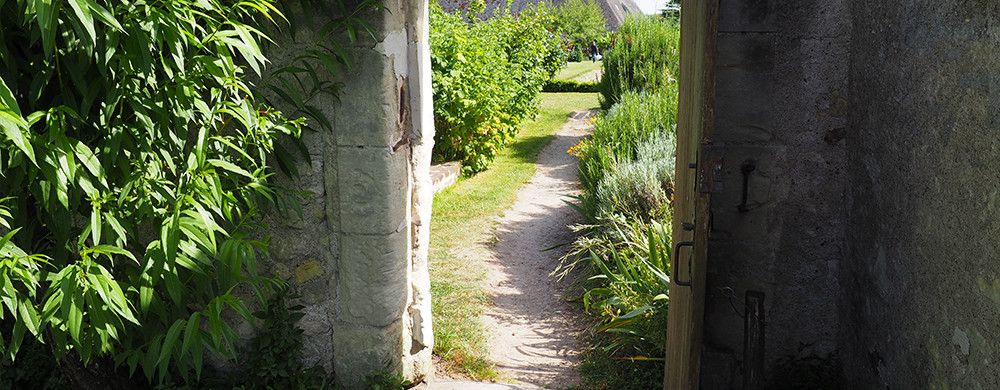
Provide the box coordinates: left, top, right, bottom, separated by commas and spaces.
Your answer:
589, 41, 601, 62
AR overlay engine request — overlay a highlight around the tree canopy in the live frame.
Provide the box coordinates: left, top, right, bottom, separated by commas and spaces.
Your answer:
553, 0, 610, 49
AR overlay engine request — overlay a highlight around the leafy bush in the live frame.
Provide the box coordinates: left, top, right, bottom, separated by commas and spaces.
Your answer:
561, 90, 677, 359
543, 79, 601, 93
578, 90, 678, 215
582, 221, 672, 355
236, 285, 329, 390
430, 2, 564, 175
0, 0, 374, 385
600, 16, 681, 108
552, 0, 610, 52
594, 137, 676, 222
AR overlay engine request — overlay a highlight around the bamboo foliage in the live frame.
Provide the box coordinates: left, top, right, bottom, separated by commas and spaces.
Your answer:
0, 0, 376, 383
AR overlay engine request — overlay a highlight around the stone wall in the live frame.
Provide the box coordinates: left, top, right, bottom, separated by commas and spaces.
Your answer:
701, 0, 850, 387
262, 1, 434, 388
843, 2, 1000, 388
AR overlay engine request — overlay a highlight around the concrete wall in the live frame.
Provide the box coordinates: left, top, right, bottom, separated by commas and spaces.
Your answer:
842, 2, 1000, 388
704, 1, 1000, 388
701, 0, 850, 387
262, 1, 435, 388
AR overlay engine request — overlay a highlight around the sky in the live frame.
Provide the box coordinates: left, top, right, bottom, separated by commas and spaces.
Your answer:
635, 0, 668, 14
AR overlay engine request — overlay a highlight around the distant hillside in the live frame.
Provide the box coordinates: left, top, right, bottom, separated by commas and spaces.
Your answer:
438, 0, 642, 30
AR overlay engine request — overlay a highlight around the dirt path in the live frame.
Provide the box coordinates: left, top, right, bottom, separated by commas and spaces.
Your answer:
480, 111, 596, 389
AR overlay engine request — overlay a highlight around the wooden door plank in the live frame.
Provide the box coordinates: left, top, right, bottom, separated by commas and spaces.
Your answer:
664, 1, 718, 389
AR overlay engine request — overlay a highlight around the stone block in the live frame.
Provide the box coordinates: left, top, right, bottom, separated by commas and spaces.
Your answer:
332, 48, 405, 148
337, 230, 409, 327
332, 320, 406, 389
337, 145, 409, 235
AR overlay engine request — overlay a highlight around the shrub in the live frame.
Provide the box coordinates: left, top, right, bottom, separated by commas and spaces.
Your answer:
430, 2, 564, 175
559, 29, 681, 370
582, 220, 673, 355
560, 90, 678, 358
543, 79, 601, 93
0, 0, 375, 385
600, 16, 681, 108
594, 137, 676, 222
237, 286, 330, 389
578, 90, 679, 214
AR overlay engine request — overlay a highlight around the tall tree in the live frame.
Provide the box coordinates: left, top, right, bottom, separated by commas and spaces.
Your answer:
553, 0, 609, 51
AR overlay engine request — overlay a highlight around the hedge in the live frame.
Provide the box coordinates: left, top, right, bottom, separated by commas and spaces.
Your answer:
543, 79, 601, 93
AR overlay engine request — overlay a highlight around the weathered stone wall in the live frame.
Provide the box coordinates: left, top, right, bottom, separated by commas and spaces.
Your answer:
262, 1, 435, 388
842, 2, 1000, 388
701, 0, 850, 387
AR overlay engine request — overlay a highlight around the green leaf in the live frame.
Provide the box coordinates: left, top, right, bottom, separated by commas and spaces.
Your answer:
143, 335, 162, 381
90, 206, 102, 245
0, 273, 17, 318
0, 78, 20, 116
17, 299, 40, 335
0, 108, 35, 165
83, 0, 123, 31
139, 282, 154, 313
164, 272, 182, 305
208, 159, 254, 179
8, 321, 25, 360
192, 337, 204, 379
158, 320, 184, 366
73, 141, 105, 185
105, 213, 128, 246
181, 312, 201, 356
41, 288, 63, 323
66, 0, 97, 45
88, 244, 137, 262
35, 0, 61, 57
64, 280, 83, 343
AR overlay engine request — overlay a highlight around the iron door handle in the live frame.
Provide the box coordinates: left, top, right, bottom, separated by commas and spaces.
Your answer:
673, 241, 694, 287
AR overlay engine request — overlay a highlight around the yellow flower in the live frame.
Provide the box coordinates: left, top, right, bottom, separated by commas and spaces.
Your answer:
567, 139, 586, 157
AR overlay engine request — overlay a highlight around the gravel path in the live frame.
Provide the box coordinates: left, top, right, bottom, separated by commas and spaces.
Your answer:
480, 111, 596, 389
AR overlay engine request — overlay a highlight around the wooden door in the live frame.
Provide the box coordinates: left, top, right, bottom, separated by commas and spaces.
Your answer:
663, 1, 718, 389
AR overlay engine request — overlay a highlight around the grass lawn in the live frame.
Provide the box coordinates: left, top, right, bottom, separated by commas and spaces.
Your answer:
429, 92, 601, 380
555, 61, 603, 81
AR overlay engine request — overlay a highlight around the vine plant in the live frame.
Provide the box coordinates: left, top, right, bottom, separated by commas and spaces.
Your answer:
0, 0, 378, 384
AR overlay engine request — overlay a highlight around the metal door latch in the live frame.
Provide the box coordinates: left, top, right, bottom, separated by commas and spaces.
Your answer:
672, 241, 694, 287
698, 144, 725, 194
